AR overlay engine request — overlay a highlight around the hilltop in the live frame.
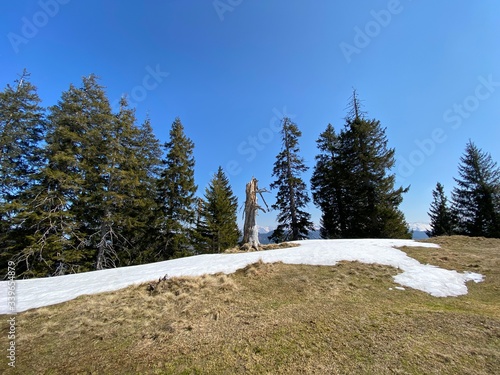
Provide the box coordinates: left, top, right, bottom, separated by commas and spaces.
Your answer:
1, 236, 499, 374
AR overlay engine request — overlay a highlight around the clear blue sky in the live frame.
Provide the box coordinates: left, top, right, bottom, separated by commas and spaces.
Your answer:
2, 0, 500, 229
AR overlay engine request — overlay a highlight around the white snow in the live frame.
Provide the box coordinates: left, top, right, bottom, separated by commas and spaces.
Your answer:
0, 239, 484, 314
256, 225, 274, 234
408, 222, 431, 232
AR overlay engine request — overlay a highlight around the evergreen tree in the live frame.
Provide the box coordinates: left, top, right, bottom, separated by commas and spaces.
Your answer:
427, 182, 455, 237
135, 117, 163, 183
79, 95, 163, 269
267, 226, 286, 244
342, 115, 409, 238
195, 167, 239, 253
15, 80, 90, 276
0, 70, 46, 275
0, 70, 45, 204
193, 197, 210, 253
12, 76, 163, 277
156, 118, 197, 258
311, 91, 410, 239
269, 117, 313, 242
127, 117, 163, 264
71, 76, 129, 270
451, 141, 500, 238
311, 124, 349, 238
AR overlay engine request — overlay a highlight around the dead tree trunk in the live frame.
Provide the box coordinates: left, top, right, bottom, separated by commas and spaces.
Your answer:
242, 177, 268, 250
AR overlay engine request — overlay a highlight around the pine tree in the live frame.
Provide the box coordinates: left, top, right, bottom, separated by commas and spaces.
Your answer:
311, 124, 349, 238
15, 80, 90, 277
12, 76, 163, 276
269, 117, 313, 242
267, 226, 286, 244
311, 91, 410, 239
156, 118, 197, 258
71, 76, 129, 271
135, 117, 163, 183
0, 70, 46, 275
427, 182, 455, 237
127, 117, 163, 264
451, 141, 500, 238
0, 70, 45, 204
83, 96, 164, 269
193, 197, 210, 253
195, 167, 240, 253
342, 114, 410, 238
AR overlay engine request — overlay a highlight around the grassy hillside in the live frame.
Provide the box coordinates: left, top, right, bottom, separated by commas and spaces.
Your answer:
1, 236, 499, 374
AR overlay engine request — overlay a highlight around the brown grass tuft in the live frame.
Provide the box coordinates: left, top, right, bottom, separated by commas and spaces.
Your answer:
225, 242, 300, 253
239, 259, 281, 278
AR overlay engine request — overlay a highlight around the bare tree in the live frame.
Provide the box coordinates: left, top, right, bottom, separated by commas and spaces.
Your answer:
242, 177, 268, 249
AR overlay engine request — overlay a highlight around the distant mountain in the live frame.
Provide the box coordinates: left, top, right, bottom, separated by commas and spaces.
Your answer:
408, 222, 431, 232
408, 222, 430, 240
256, 224, 321, 234
258, 232, 272, 244
255, 225, 321, 244
258, 230, 321, 244
256, 225, 274, 234
255, 222, 430, 243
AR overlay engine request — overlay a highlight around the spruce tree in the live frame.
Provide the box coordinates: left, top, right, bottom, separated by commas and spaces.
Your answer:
269, 117, 313, 242
16, 80, 90, 276
427, 182, 455, 237
127, 117, 163, 264
311, 91, 410, 239
71, 76, 128, 270
156, 118, 197, 258
311, 124, 349, 238
0, 70, 45, 204
83, 96, 163, 269
0, 70, 46, 275
267, 226, 286, 244
12, 76, 162, 276
70, 85, 164, 270
341, 115, 410, 238
451, 141, 500, 238
195, 167, 240, 253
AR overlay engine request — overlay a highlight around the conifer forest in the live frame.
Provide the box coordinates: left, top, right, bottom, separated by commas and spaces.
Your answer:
1, 71, 498, 279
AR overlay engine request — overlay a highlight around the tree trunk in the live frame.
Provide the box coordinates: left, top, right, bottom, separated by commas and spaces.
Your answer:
243, 177, 260, 249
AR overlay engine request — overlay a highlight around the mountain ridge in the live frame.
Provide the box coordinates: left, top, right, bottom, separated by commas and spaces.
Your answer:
254, 223, 430, 243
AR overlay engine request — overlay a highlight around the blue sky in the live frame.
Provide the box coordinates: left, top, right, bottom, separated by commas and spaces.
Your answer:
2, 0, 500, 229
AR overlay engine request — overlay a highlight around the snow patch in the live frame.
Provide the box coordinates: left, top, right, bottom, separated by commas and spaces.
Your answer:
0, 239, 484, 313
408, 222, 431, 232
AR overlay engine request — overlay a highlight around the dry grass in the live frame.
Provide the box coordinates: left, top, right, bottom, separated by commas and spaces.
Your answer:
1, 236, 499, 374
225, 242, 300, 253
